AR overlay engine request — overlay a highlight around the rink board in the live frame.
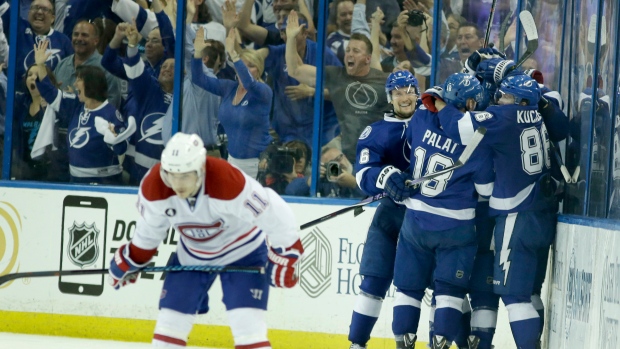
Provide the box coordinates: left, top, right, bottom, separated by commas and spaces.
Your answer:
546, 220, 620, 349
1, 187, 531, 348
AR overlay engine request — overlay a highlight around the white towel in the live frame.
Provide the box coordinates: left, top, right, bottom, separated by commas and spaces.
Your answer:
30, 104, 58, 159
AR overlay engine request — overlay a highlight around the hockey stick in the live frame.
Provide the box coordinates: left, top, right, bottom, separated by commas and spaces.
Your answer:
300, 128, 487, 230
0, 265, 265, 286
498, 10, 513, 53
512, 11, 538, 70
406, 127, 487, 187
550, 142, 571, 183
299, 193, 387, 230
483, 0, 498, 47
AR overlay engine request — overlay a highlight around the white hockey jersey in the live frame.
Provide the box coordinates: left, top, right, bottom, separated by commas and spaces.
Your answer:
131, 157, 300, 266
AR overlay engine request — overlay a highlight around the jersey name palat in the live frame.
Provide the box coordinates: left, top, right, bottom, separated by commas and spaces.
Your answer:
517, 110, 542, 124
421, 130, 459, 154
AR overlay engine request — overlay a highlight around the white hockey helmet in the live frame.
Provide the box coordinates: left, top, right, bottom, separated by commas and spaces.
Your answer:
160, 133, 207, 188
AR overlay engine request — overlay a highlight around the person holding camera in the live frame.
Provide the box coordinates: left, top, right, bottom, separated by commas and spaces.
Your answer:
258, 140, 310, 195
285, 146, 363, 198
380, 9, 432, 78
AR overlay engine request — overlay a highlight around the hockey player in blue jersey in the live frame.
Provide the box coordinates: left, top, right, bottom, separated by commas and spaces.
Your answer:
440, 73, 500, 349
348, 70, 418, 349
384, 79, 494, 349
428, 75, 556, 349
465, 60, 569, 347
33, 40, 132, 184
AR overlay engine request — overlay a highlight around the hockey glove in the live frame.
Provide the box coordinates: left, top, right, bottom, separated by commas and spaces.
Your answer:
385, 169, 419, 202
421, 86, 444, 113
463, 48, 506, 75
267, 239, 304, 288
108, 244, 150, 290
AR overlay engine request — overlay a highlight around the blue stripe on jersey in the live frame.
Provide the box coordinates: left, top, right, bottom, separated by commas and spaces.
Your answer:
180, 229, 263, 261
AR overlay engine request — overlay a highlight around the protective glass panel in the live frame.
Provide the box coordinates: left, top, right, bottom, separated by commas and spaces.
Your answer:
564, 0, 600, 215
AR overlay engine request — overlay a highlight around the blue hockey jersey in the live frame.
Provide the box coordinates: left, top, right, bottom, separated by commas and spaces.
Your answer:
123, 53, 169, 182
438, 104, 554, 215
12, 17, 73, 84
403, 107, 494, 231
36, 76, 128, 179
354, 112, 411, 196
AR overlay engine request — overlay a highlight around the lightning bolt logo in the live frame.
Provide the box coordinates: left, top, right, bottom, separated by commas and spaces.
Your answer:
69, 127, 91, 148
499, 213, 517, 286
139, 113, 165, 144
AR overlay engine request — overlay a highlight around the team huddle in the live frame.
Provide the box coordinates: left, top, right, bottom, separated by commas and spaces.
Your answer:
348, 48, 567, 349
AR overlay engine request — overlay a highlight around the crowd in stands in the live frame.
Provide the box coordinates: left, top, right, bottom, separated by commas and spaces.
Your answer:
0, 0, 608, 202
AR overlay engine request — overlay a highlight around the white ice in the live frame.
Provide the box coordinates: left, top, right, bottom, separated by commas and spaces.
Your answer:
0, 333, 217, 349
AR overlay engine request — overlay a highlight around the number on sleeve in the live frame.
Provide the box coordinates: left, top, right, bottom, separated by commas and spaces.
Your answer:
244, 191, 269, 217
359, 148, 370, 164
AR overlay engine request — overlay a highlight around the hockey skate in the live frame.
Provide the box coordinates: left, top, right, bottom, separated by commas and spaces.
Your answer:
467, 335, 480, 349
395, 333, 417, 349
349, 344, 366, 349
431, 335, 451, 349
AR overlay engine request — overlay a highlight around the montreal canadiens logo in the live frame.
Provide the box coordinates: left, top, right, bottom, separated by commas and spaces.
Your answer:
67, 222, 100, 267
178, 220, 226, 242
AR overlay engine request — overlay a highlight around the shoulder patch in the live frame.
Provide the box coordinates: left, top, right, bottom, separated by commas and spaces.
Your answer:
474, 112, 493, 122
359, 126, 372, 140
204, 157, 246, 200
141, 163, 176, 201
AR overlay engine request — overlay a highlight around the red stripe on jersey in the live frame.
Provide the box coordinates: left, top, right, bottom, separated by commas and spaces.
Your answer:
153, 334, 187, 346
235, 341, 271, 349
204, 157, 246, 200
187, 227, 259, 255
141, 163, 176, 201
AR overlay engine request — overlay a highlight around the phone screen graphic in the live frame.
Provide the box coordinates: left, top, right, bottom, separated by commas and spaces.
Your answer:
59, 196, 108, 296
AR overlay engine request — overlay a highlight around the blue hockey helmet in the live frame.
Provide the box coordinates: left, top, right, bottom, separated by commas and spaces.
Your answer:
496, 75, 541, 106
385, 70, 419, 103
443, 73, 485, 110
476, 84, 492, 110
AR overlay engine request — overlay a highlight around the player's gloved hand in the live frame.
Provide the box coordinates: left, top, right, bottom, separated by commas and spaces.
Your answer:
421, 86, 444, 113
384, 169, 419, 202
524, 68, 544, 84
463, 48, 506, 74
108, 244, 148, 290
267, 239, 304, 288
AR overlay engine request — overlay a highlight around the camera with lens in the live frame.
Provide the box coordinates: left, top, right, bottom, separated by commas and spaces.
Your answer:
325, 161, 342, 181
268, 146, 303, 174
407, 10, 426, 27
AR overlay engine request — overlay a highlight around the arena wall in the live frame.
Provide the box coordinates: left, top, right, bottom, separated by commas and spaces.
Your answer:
4, 187, 620, 348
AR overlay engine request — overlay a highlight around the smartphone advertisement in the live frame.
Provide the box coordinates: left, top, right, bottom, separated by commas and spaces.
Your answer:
59, 196, 108, 296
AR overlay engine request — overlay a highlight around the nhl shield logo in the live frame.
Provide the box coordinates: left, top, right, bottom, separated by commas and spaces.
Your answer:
67, 222, 100, 267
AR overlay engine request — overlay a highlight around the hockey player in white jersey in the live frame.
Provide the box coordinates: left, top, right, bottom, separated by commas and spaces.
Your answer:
108, 133, 304, 348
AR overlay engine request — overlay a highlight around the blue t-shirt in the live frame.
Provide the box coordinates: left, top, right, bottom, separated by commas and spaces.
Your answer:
191, 59, 272, 159
265, 40, 342, 146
